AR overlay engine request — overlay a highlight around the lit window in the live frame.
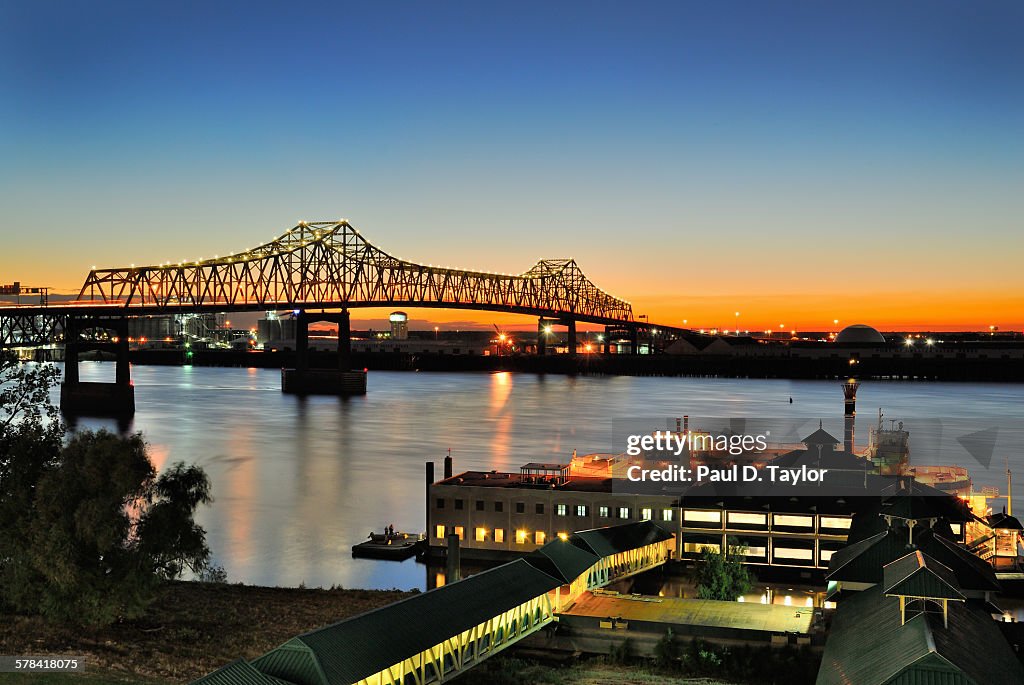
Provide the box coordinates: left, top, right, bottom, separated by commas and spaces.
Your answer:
727, 512, 767, 526
558, 532, 569, 541
435, 524, 445, 539
641, 508, 653, 521
516, 529, 528, 544
819, 549, 835, 561
773, 514, 813, 528
683, 542, 720, 554
618, 507, 630, 520
599, 506, 610, 518
742, 546, 768, 557
556, 504, 567, 516
662, 509, 673, 522
575, 505, 588, 517
475, 527, 487, 542
684, 510, 722, 523
819, 516, 852, 529
535, 531, 546, 545
774, 547, 813, 560
454, 526, 464, 541
949, 523, 962, 535
495, 528, 505, 543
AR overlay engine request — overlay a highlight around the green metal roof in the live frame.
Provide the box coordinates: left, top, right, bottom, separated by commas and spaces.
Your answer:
827, 527, 999, 593
190, 659, 295, 685
880, 493, 970, 523
526, 538, 601, 584
252, 558, 560, 685
568, 520, 674, 558
816, 584, 1024, 685
883, 551, 965, 601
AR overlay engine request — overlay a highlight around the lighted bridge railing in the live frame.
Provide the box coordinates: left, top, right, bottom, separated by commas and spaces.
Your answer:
77, 220, 634, 324
195, 523, 674, 685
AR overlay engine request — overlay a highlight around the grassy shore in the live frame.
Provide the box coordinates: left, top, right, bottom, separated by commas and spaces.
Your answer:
449, 657, 736, 685
0, 581, 750, 685
0, 580, 414, 684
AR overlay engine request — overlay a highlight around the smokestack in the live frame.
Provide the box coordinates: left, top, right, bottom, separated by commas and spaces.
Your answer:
425, 461, 434, 540
446, 533, 461, 583
842, 379, 859, 454
683, 415, 689, 433
675, 417, 681, 432
444, 450, 453, 480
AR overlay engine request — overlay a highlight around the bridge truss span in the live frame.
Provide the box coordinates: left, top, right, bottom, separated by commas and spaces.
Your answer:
77, 221, 634, 324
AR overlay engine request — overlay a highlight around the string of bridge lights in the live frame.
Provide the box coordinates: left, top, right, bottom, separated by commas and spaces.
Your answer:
85, 219, 633, 311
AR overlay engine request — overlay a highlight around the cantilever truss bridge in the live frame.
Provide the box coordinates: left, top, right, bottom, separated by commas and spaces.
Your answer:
0, 220, 638, 347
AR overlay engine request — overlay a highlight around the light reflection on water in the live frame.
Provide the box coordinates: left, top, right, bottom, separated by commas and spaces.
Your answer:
54, 362, 1024, 591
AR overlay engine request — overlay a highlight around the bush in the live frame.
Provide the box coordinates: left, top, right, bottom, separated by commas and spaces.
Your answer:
0, 355, 213, 626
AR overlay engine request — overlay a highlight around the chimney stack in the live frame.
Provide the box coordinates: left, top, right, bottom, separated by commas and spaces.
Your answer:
425, 461, 434, 540
842, 380, 859, 454
683, 415, 689, 433
443, 449, 453, 480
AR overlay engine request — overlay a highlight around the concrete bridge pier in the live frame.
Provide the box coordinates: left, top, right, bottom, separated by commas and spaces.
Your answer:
59, 316, 136, 416
336, 309, 351, 371
282, 309, 366, 396
565, 319, 577, 356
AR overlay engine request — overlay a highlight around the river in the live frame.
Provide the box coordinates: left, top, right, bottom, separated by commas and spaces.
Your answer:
54, 362, 1024, 591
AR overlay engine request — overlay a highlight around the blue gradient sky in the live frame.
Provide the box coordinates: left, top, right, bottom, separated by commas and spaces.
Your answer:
1, 1, 1022, 329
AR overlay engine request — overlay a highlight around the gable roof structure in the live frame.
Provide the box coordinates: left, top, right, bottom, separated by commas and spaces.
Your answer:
882, 551, 965, 601
251, 559, 560, 685
816, 584, 1024, 685
567, 520, 674, 558
827, 526, 999, 594
527, 538, 602, 584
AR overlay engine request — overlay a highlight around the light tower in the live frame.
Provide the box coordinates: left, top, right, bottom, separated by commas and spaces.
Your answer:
842, 379, 860, 454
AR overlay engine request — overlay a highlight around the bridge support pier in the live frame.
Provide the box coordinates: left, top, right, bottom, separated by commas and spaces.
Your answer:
282, 309, 366, 396
537, 318, 553, 355
565, 319, 577, 356
630, 326, 640, 355
59, 316, 135, 417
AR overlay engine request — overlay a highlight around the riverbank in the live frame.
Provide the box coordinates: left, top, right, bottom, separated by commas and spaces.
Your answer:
0, 581, 413, 683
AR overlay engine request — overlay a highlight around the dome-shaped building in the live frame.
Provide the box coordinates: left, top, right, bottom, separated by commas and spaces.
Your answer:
835, 324, 886, 344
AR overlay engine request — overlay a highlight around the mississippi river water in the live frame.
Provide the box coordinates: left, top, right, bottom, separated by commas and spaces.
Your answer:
55, 363, 1024, 591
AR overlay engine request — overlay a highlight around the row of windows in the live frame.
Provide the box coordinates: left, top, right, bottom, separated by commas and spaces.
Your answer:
682, 542, 837, 563
436, 499, 674, 522
436, 525, 568, 546
682, 510, 853, 529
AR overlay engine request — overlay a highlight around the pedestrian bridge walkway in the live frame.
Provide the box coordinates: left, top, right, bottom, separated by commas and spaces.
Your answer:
192, 521, 674, 685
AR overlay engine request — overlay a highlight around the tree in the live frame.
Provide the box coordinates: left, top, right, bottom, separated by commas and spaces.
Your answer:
0, 354, 65, 609
0, 353, 213, 625
693, 539, 753, 601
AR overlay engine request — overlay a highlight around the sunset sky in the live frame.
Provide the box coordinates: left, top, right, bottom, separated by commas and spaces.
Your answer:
1, 2, 1022, 332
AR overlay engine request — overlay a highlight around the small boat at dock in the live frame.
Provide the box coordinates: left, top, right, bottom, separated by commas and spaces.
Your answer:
351, 529, 426, 560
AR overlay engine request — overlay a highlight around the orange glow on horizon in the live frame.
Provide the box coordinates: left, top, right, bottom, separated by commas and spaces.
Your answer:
3, 287, 1021, 334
